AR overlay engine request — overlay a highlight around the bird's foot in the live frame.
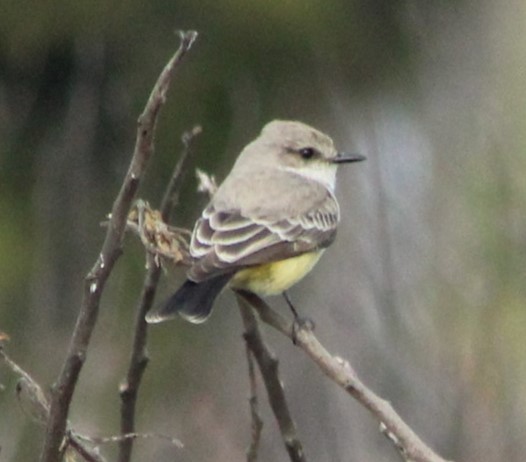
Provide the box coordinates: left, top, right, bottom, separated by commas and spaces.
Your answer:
291, 316, 315, 344
282, 291, 315, 344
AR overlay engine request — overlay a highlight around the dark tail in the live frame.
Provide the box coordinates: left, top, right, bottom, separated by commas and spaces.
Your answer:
145, 273, 233, 324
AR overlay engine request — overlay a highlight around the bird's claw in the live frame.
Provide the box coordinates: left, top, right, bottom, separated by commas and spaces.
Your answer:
291, 316, 315, 344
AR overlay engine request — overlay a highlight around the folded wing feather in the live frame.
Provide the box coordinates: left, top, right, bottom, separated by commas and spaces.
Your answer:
188, 190, 340, 282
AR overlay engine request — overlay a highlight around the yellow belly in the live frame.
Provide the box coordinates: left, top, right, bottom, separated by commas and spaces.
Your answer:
229, 250, 324, 296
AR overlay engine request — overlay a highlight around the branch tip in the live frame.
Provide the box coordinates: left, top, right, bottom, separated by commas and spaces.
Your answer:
177, 30, 198, 49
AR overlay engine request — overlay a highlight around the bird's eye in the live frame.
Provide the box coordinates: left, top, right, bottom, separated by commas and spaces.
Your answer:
299, 147, 316, 159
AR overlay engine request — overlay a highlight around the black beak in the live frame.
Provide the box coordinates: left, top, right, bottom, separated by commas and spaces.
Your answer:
332, 152, 366, 164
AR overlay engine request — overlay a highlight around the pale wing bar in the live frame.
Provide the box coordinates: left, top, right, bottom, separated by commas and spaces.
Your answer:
188, 194, 340, 282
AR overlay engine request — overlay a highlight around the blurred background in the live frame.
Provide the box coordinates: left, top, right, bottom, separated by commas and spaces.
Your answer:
1, 1, 525, 461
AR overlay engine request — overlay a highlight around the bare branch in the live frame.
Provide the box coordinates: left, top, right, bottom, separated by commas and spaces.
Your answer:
118, 125, 201, 462
0, 349, 50, 424
67, 435, 106, 462
0, 346, 107, 462
381, 422, 413, 462
77, 430, 183, 449
236, 291, 453, 462
244, 340, 263, 462
161, 125, 202, 217
237, 294, 307, 462
39, 30, 198, 462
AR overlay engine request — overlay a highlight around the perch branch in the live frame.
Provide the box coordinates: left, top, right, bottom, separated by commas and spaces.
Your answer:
39, 30, 198, 462
244, 334, 263, 462
122, 114, 449, 462
236, 291, 453, 462
118, 125, 201, 462
237, 294, 307, 462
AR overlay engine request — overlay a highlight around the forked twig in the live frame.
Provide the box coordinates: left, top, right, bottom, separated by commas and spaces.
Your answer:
1, 346, 105, 462
237, 294, 307, 462
118, 125, 201, 462
39, 30, 198, 462
236, 291, 453, 462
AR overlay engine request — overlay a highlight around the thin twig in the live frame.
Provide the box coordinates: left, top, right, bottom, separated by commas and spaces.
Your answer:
237, 294, 307, 462
68, 434, 106, 462
76, 430, 183, 448
0, 349, 50, 424
0, 347, 107, 462
236, 291, 453, 462
160, 125, 202, 218
39, 30, 198, 462
118, 125, 201, 462
244, 341, 263, 462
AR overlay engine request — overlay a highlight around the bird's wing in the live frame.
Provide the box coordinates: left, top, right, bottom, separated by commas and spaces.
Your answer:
187, 192, 340, 282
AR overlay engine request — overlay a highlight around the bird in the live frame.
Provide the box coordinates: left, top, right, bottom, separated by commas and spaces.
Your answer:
146, 120, 365, 324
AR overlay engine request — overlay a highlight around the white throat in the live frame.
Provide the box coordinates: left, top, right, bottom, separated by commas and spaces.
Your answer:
281, 163, 338, 192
